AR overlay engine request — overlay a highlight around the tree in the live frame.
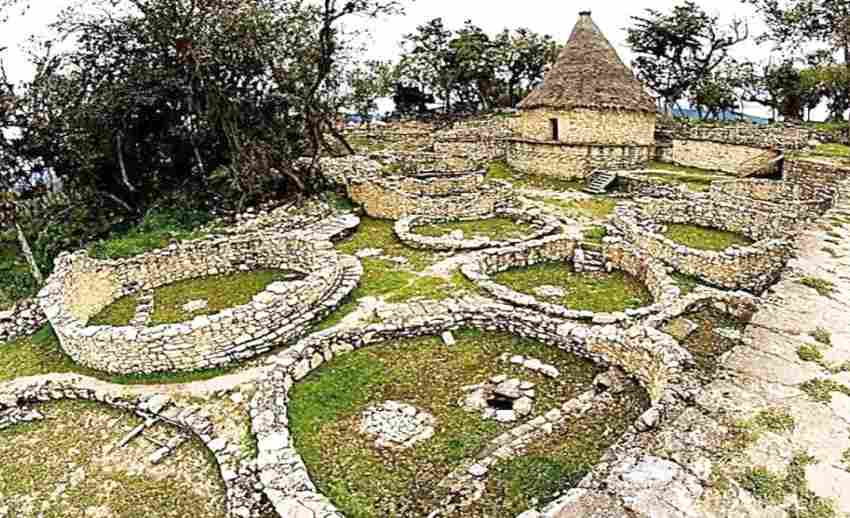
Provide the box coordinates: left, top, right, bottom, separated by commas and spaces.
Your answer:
740, 60, 806, 120
689, 66, 742, 120
346, 60, 395, 126
398, 18, 456, 113
746, 0, 850, 119
493, 28, 559, 107
14, 0, 406, 214
626, 1, 749, 112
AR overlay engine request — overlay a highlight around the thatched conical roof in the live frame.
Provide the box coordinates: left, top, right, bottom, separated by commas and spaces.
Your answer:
518, 11, 655, 113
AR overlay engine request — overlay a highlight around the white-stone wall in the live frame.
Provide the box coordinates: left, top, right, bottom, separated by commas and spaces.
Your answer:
611, 203, 794, 292
39, 234, 362, 374
513, 108, 656, 145
507, 141, 654, 179
669, 139, 778, 175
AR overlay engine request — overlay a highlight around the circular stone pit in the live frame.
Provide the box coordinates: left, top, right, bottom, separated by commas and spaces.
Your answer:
611, 201, 794, 292
460, 375, 536, 423
39, 233, 362, 375
359, 401, 436, 449
394, 207, 562, 251
461, 233, 681, 325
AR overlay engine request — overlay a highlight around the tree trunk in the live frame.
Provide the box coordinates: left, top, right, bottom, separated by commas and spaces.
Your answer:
15, 222, 43, 287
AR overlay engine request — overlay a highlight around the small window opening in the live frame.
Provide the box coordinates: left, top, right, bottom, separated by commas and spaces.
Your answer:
550, 118, 560, 141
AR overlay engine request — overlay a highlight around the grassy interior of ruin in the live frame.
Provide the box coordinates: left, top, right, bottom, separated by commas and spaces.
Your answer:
414, 217, 533, 241
88, 269, 302, 327
487, 160, 586, 192
493, 262, 653, 313
637, 161, 736, 192
318, 216, 482, 331
0, 325, 236, 385
0, 400, 227, 518
663, 223, 754, 252
288, 329, 647, 518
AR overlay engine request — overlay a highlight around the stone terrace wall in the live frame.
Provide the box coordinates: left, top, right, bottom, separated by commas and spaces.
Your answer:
612, 203, 794, 292
39, 235, 361, 374
668, 139, 778, 175
784, 157, 850, 205
710, 179, 832, 218
322, 155, 517, 220
395, 207, 562, 252
656, 120, 846, 150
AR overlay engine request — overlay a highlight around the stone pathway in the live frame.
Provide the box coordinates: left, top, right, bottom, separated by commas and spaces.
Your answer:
549, 185, 850, 518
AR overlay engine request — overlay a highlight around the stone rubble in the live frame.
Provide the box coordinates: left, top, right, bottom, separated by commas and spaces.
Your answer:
359, 401, 436, 450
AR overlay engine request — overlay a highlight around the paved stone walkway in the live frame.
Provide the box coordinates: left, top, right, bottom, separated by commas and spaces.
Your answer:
553, 186, 850, 518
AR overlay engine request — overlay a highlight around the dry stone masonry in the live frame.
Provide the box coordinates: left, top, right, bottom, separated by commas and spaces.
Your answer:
394, 207, 562, 251
38, 219, 363, 375
612, 201, 794, 292
461, 233, 682, 326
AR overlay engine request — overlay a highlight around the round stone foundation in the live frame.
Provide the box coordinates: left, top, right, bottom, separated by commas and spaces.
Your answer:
39, 234, 362, 374
394, 207, 562, 251
461, 234, 681, 325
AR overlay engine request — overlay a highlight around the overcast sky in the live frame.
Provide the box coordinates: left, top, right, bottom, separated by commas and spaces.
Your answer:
0, 0, 815, 119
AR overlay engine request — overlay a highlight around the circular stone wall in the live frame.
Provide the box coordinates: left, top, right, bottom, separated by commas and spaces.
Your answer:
39, 234, 362, 374
394, 207, 562, 251
460, 234, 681, 325
348, 169, 516, 220
611, 202, 794, 292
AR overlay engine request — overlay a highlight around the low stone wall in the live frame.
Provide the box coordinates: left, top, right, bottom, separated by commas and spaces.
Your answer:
656, 120, 846, 150
668, 139, 778, 175
709, 178, 832, 218
394, 207, 562, 251
249, 295, 696, 518
614, 172, 695, 200
460, 234, 681, 326
0, 298, 46, 343
0, 374, 265, 518
39, 234, 362, 374
784, 157, 850, 206
507, 140, 654, 179
611, 203, 794, 292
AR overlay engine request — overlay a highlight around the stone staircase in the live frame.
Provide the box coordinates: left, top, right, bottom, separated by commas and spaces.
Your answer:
574, 243, 606, 273
583, 171, 617, 194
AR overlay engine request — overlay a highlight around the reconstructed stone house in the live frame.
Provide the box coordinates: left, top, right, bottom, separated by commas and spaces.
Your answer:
507, 11, 657, 179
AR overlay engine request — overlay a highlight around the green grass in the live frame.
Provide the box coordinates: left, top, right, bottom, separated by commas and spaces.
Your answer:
493, 261, 652, 313
87, 269, 298, 327
487, 161, 586, 192
88, 208, 213, 260
671, 272, 702, 296
0, 400, 226, 517
752, 408, 796, 434
541, 197, 617, 221
336, 217, 438, 271
663, 224, 754, 252
583, 226, 608, 243
149, 269, 297, 325
288, 329, 625, 517
800, 379, 850, 403
798, 277, 836, 297
798, 344, 825, 363
646, 160, 730, 177
812, 143, 850, 159
88, 294, 139, 326
415, 217, 532, 241
736, 454, 835, 517
737, 466, 788, 504
0, 325, 233, 385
